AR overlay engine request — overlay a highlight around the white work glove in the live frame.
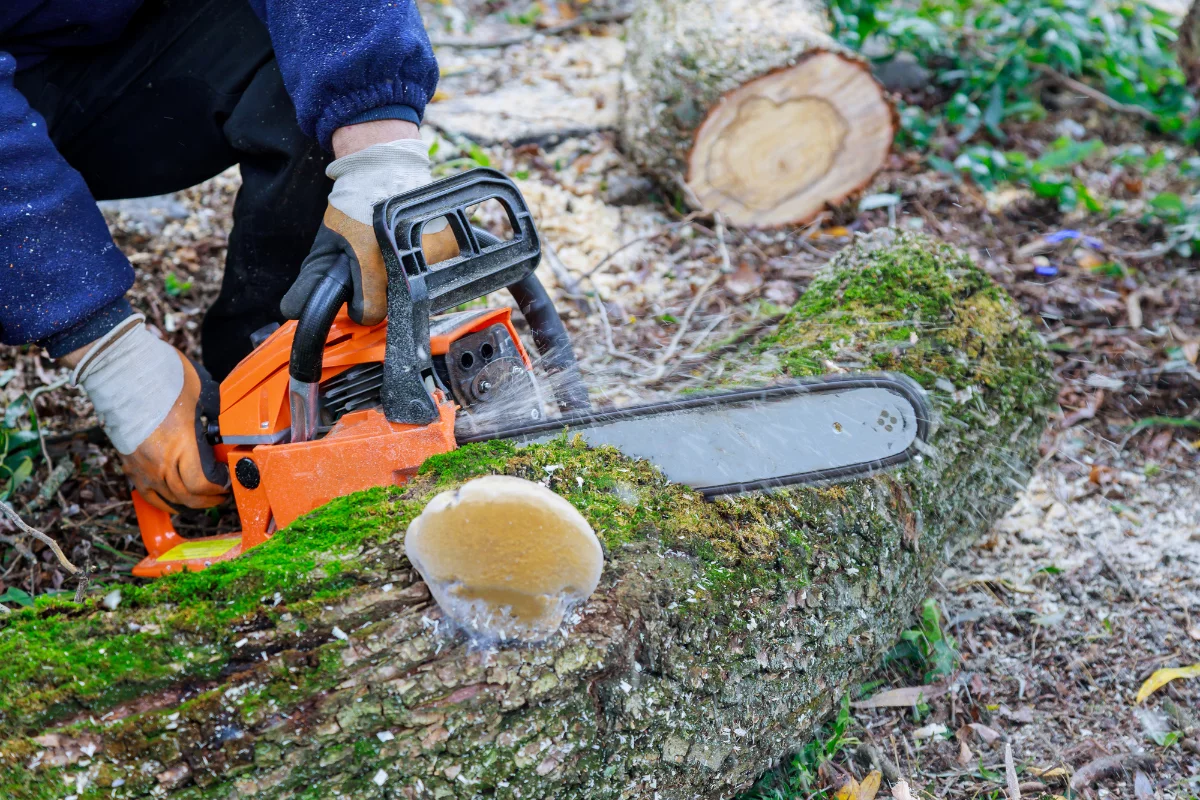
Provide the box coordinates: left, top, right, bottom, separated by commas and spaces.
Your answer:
280, 139, 456, 326
72, 316, 229, 511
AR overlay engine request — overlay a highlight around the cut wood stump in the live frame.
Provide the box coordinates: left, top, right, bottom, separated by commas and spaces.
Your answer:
620, 0, 895, 227
0, 232, 1053, 799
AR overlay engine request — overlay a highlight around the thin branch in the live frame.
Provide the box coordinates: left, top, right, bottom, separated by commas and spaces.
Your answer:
582, 215, 700, 280
637, 272, 722, 385
0, 501, 78, 574
713, 212, 734, 274
431, 10, 632, 49
590, 296, 656, 370
1032, 63, 1157, 121
28, 377, 69, 481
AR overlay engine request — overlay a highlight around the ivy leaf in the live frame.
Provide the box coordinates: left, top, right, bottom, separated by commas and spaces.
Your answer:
1149, 192, 1186, 216
0, 587, 33, 607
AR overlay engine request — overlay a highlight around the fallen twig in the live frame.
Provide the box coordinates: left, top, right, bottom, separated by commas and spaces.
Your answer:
27, 377, 70, 484
713, 211, 733, 274
855, 742, 903, 785
431, 10, 632, 49
583, 216, 700, 280
74, 555, 92, 603
542, 243, 589, 311
1032, 63, 1157, 121
590, 296, 655, 370
27, 458, 75, 513
637, 272, 721, 385
1069, 753, 1155, 792
1059, 389, 1105, 429
0, 501, 78, 574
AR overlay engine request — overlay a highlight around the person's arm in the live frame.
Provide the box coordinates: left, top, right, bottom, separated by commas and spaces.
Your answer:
2, 52, 228, 511
0, 52, 134, 355
248, 0, 438, 151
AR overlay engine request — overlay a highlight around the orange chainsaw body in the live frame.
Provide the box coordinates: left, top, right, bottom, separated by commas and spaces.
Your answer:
131, 305, 530, 578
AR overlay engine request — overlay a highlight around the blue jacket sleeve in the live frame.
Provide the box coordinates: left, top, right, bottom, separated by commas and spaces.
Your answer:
249, 0, 440, 151
0, 52, 135, 350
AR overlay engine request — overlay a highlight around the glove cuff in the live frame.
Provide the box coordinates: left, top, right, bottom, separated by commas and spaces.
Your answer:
326, 139, 437, 225
74, 319, 185, 456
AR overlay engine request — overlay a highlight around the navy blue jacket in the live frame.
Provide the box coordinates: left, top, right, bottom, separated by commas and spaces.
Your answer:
0, 1, 438, 351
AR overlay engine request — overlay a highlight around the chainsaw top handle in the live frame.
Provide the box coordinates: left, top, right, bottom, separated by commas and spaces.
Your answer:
287, 168, 589, 439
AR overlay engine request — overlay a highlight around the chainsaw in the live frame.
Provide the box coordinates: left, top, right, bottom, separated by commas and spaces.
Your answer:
130, 169, 932, 578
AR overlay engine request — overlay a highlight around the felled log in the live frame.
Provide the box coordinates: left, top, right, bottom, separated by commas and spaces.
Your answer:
619, 0, 895, 227
0, 231, 1053, 799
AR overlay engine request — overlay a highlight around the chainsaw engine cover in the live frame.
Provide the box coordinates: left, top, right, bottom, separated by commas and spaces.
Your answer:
445, 325, 544, 436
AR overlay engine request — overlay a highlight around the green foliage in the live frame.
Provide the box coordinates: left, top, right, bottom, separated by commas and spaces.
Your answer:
1142, 190, 1200, 256
163, 272, 192, 297
0, 588, 32, 608
831, 0, 1197, 145
740, 696, 858, 800
0, 378, 47, 502
948, 137, 1107, 211
883, 598, 959, 683
504, 6, 542, 26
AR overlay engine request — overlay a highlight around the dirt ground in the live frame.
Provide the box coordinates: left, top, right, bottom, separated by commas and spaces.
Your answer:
2, 8, 1200, 799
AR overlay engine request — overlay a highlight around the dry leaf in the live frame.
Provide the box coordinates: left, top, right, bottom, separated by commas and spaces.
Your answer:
858, 771, 882, 800
1126, 289, 1145, 329
1134, 771, 1154, 800
912, 723, 949, 740
1136, 663, 1200, 703
967, 722, 1002, 744
1184, 341, 1199, 365
833, 778, 861, 800
957, 738, 973, 766
851, 684, 948, 709
891, 781, 914, 800
999, 705, 1035, 724
1075, 248, 1106, 270
725, 263, 763, 297
1027, 766, 1070, 784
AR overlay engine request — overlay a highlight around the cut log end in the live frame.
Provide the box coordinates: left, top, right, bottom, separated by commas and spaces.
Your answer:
687, 52, 894, 227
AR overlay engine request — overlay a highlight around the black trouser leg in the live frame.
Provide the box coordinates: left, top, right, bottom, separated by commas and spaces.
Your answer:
13, 0, 330, 379
205, 62, 331, 380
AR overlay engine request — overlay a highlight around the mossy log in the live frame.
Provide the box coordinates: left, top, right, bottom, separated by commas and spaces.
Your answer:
0, 231, 1053, 799
619, 0, 895, 227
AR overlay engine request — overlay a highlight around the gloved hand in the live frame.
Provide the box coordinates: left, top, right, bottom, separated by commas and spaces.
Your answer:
71, 316, 230, 512
281, 139, 459, 326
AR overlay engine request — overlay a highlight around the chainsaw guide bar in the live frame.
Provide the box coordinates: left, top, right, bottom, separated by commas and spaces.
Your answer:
459, 373, 932, 498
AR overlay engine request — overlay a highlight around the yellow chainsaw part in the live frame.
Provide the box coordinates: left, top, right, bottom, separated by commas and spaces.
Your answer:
158, 537, 240, 562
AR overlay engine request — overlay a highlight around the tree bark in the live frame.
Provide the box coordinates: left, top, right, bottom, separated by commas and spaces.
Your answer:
619, 0, 895, 228
0, 231, 1053, 799
1179, 1, 1200, 90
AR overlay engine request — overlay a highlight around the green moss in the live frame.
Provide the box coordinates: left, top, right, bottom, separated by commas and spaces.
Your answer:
757, 231, 1051, 416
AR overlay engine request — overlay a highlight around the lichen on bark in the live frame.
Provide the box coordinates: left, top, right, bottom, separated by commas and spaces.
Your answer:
0, 231, 1053, 799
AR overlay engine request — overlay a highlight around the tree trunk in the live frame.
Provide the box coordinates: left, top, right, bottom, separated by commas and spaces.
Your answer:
1180, 1, 1200, 90
619, 0, 895, 228
0, 231, 1053, 800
